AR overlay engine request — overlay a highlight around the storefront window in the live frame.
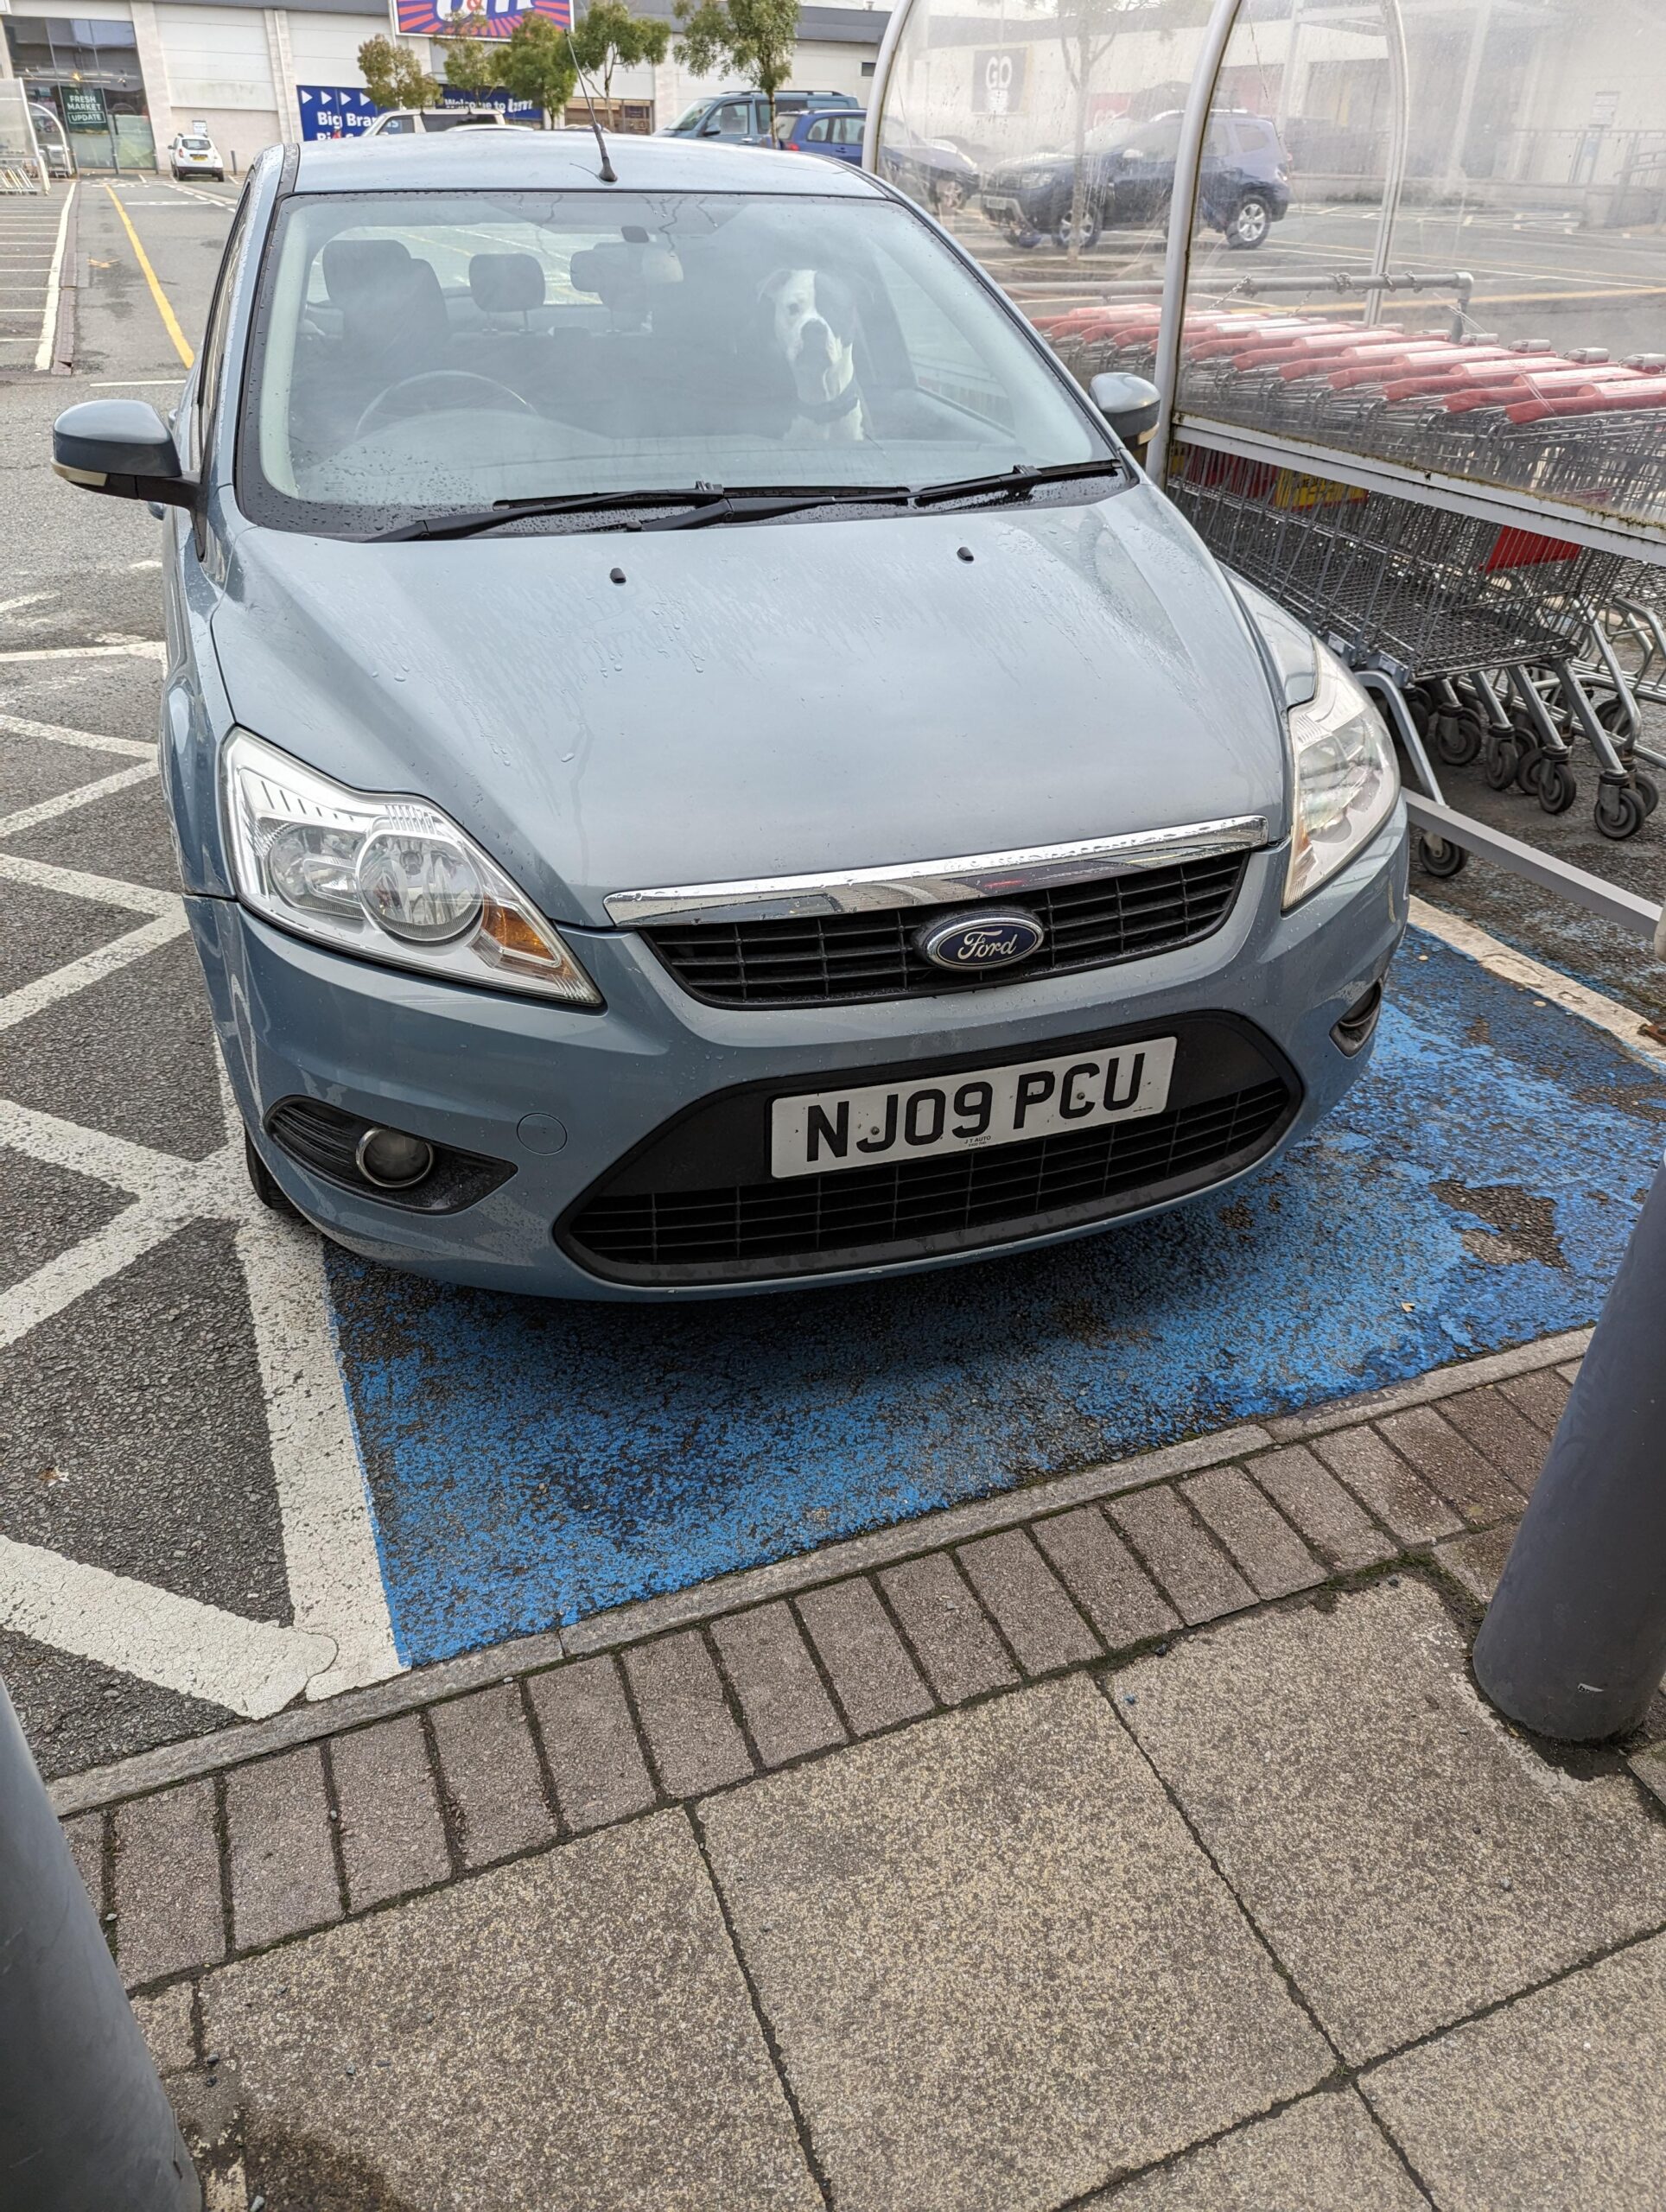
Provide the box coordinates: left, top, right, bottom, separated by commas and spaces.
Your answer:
3, 15, 156, 170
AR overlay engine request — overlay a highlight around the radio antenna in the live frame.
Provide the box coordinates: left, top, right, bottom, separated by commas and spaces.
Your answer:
566, 33, 617, 182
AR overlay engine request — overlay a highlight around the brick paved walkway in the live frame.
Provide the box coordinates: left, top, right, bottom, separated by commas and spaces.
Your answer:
47, 1335, 1666, 2209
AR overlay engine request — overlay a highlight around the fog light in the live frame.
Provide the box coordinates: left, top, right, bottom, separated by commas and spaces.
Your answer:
355, 1126, 435, 1189
1332, 981, 1384, 1057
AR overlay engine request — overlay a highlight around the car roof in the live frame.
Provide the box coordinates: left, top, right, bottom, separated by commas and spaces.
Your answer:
291, 129, 886, 196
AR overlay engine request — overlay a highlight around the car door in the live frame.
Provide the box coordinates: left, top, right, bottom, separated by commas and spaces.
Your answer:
829, 114, 864, 165
702, 99, 751, 143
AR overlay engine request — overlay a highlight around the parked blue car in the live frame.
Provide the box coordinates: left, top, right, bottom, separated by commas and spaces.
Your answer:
778, 106, 865, 163
51, 132, 1405, 1300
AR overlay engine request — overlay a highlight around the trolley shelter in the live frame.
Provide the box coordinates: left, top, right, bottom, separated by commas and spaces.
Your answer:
866, 0, 1666, 886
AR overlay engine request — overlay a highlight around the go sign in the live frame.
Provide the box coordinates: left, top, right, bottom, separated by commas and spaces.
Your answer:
972, 48, 1027, 118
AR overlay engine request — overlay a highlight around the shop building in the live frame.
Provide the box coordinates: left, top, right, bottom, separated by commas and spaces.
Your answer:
0, 0, 890, 171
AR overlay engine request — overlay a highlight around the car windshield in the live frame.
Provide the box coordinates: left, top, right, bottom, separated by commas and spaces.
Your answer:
668, 105, 709, 133
181, 137, 213, 151
240, 188, 1107, 535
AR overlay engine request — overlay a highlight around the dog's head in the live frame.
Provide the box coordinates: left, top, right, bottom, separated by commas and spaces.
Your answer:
758, 267, 861, 402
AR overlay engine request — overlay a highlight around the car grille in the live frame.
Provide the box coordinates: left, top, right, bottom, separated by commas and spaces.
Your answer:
638, 852, 1250, 1009
563, 1076, 1291, 1285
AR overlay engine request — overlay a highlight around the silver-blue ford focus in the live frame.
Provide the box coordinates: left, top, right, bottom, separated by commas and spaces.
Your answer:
52, 132, 1407, 1299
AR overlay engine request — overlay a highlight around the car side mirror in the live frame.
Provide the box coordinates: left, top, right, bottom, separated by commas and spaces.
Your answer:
51, 399, 196, 509
1089, 372, 1161, 448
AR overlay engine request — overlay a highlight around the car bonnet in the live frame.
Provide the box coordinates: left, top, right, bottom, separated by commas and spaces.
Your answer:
208, 485, 1289, 930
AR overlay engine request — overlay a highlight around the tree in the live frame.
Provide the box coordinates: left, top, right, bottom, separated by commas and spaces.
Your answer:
673, 0, 799, 137
356, 35, 442, 111
570, 0, 670, 105
493, 13, 579, 124
440, 25, 503, 99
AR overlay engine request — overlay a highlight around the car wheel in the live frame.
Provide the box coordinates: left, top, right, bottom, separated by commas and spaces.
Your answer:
1052, 205, 1102, 252
244, 1130, 304, 1221
1226, 194, 1273, 250
933, 178, 966, 219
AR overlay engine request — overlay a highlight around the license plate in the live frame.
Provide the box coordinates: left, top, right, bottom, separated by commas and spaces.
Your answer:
982, 195, 1021, 219
770, 1037, 1177, 1180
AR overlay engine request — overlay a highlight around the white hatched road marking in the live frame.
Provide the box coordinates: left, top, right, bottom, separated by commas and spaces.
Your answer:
0, 912, 187, 1034
0, 849, 177, 912
0, 1537, 334, 1720
0, 710, 155, 758
0, 758, 157, 840
0, 1198, 223, 1352
0, 668, 402, 1710
0, 641, 165, 664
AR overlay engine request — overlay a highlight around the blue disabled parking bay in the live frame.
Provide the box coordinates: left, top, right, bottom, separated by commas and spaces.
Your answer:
325, 924, 1666, 1668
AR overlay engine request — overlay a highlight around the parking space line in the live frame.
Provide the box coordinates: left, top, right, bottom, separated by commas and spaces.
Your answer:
102, 182, 194, 367
0, 1535, 335, 1720
1410, 896, 1666, 1071
0, 910, 187, 1034
211, 1046, 401, 1699
32, 178, 75, 373
0, 759, 157, 841
233, 1207, 404, 1699
0, 710, 154, 758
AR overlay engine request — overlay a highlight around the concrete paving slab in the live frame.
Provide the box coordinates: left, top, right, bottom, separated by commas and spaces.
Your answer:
1092, 2088, 1425, 2210
1364, 1933, 1666, 2211
698, 1675, 1331, 2212
198, 1812, 818, 2212
1631, 1740, 1666, 1812
1117, 1580, 1666, 2063
1434, 1522, 1518, 1606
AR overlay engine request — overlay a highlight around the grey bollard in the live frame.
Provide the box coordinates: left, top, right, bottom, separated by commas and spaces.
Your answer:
0, 1681, 200, 2212
1472, 1149, 1666, 1741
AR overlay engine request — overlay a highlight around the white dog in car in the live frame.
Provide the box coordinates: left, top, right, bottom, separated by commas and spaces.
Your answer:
759, 268, 868, 442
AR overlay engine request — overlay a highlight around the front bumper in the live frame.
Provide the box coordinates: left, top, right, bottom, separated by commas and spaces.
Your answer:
188, 812, 1408, 1300
979, 185, 1062, 231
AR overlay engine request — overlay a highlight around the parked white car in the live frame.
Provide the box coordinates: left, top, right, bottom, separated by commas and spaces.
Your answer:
169, 132, 225, 181
362, 108, 512, 137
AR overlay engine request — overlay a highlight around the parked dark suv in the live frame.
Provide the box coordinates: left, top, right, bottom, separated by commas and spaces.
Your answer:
663, 89, 858, 147
980, 109, 1290, 251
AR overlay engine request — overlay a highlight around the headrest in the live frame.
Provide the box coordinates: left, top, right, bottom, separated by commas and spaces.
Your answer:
321, 237, 411, 303
569, 241, 683, 302
469, 251, 544, 314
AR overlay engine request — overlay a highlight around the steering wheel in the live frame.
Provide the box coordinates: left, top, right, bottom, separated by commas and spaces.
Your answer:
355, 372, 537, 441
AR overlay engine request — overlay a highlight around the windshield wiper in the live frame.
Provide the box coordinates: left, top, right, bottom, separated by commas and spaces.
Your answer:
366, 488, 736, 543
635, 487, 912, 531
909, 459, 1123, 508
370, 485, 916, 542
366, 464, 1115, 543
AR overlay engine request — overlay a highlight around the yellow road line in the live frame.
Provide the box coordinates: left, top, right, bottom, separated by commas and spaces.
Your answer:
103, 182, 193, 365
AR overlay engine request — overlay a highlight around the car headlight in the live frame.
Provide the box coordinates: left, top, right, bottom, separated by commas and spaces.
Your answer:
221, 729, 602, 1007
1282, 645, 1400, 909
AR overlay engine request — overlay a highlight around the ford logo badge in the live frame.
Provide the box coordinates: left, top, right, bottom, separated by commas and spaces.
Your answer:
917, 908, 1046, 973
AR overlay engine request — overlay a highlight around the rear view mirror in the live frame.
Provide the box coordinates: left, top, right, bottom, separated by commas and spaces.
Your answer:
1089, 372, 1161, 448
52, 399, 195, 510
